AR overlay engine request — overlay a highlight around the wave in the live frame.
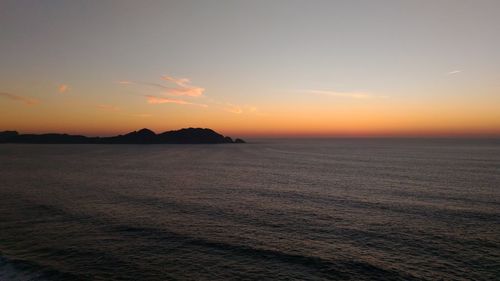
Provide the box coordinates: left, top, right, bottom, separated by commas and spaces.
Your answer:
113, 225, 419, 280
0, 252, 84, 281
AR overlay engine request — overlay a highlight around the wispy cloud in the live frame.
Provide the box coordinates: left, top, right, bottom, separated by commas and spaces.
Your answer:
447, 70, 462, 75
217, 102, 264, 115
245, 105, 266, 116
167, 86, 205, 97
116, 80, 169, 91
224, 103, 243, 114
160, 75, 205, 97
247, 106, 261, 114
142, 82, 169, 90
160, 75, 190, 87
97, 104, 120, 111
0, 92, 39, 105
118, 75, 205, 97
118, 74, 211, 109
306, 90, 388, 99
145, 95, 207, 107
58, 84, 69, 94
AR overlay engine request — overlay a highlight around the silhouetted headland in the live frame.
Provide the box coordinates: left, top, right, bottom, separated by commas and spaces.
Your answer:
0, 128, 245, 144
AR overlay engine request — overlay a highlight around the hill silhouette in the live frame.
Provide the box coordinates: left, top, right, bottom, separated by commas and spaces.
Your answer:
0, 128, 245, 144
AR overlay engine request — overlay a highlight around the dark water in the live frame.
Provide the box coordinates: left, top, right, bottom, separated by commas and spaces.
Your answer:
1, 139, 499, 280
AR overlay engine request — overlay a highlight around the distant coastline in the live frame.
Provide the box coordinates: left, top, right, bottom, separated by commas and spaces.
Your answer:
0, 128, 245, 144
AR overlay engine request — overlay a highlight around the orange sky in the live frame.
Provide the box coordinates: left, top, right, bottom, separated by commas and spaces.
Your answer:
1, 1, 499, 138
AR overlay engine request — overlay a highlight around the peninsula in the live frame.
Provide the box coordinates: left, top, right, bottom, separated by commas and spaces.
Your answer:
0, 128, 245, 144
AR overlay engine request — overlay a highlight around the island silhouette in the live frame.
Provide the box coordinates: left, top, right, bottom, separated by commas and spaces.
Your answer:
0, 128, 245, 144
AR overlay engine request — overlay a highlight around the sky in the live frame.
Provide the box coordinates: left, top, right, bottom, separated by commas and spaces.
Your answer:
1, 0, 499, 137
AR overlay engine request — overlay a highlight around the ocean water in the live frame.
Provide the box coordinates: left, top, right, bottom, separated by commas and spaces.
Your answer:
0, 139, 499, 281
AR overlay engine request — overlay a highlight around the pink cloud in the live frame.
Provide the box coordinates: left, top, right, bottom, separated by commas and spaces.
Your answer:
160, 75, 190, 87
0, 92, 39, 105
161, 74, 205, 97
117, 75, 205, 97
145, 95, 207, 107
166, 86, 205, 97
58, 84, 69, 94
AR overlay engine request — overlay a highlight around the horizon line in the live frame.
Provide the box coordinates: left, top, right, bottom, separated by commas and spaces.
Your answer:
3, 128, 500, 139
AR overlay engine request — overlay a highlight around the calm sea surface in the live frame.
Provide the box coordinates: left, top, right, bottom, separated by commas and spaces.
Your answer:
1, 139, 499, 280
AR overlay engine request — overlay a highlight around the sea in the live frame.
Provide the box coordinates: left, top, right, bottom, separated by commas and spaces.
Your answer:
1, 139, 499, 280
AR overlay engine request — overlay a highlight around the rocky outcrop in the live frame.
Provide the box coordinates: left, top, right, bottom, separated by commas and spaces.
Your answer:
0, 128, 245, 144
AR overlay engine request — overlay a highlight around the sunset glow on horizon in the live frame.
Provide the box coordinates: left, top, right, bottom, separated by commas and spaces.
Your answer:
1, 1, 499, 138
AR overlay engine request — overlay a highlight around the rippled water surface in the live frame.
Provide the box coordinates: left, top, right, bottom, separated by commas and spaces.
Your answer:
1, 139, 499, 280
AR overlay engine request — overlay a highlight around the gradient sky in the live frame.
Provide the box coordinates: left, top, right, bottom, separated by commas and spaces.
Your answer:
1, 0, 499, 137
